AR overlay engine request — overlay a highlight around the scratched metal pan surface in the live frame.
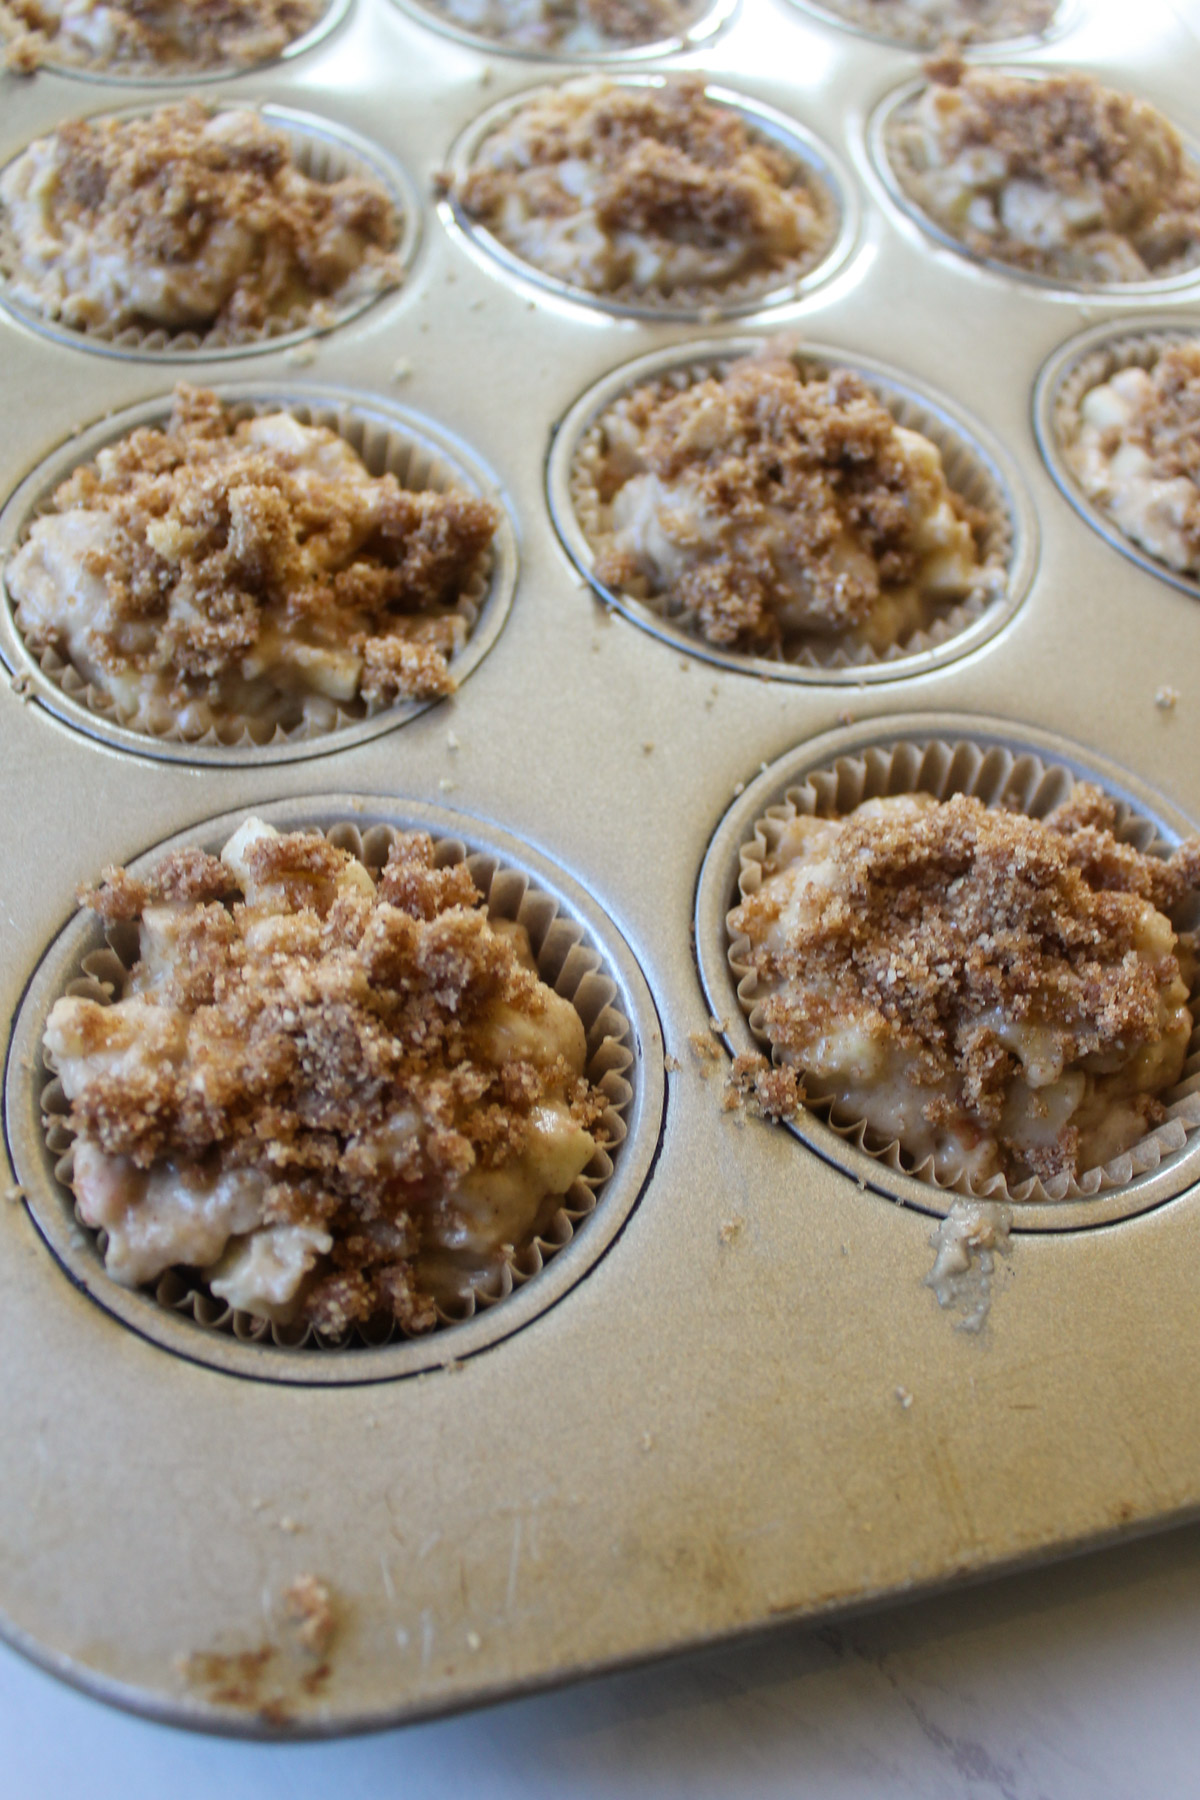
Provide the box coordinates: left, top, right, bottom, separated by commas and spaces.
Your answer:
2, 0, 1200, 1739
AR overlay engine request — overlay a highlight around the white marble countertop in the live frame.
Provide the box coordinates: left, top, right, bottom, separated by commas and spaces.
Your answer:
6, 1515, 1200, 1797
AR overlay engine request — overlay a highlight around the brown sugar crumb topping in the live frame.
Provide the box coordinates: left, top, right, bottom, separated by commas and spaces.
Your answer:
2, 0, 325, 73
56, 827, 610, 1337
593, 352, 986, 654
14, 384, 498, 723
1103, 344, 1200, 489
731, 788, 1200, 1184
455, 77, 829, 298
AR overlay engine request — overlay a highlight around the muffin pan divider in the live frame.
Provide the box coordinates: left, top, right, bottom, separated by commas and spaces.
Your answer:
2, 0, 1200, 1737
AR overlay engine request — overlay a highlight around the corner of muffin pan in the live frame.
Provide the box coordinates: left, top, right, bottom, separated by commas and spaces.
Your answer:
5, 0, 354, 84
385, 0, 739, 62
0, 100, 420, 361
865, 70, 1200, 302
1033, 312, 1200, 603
439, 74, 861, 321
0, 384, 518, 765
779, 0, 1081, 56
694, 713, 1200, 1234
4, 795, 666, 1385
545, 333, 1038, 683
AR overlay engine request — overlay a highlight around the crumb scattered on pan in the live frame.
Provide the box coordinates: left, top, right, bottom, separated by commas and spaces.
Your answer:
283, 1574, 336, 1656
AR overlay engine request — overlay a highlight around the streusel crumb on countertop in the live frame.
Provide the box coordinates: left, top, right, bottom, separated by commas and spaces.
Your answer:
0, 101, 401, 340
1, 0, 325, 74
455, 76, 832, 299
730, 787, 1200, 1185
46, 823, 610, 1336
892, 57, 1200, 282
6, 384, 498, 738
588, 349, 992, 658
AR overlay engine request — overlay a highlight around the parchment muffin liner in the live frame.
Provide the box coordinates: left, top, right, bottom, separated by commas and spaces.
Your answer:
783, 0, 1073, 53
725, 736, 1200, 1207
1036, 320, 1200, 602
36, 821, 636, 1352
872, 73, 1200, 298
0, 0, 351, 84
388, 0, 737, 63
443, 77, 856, 323
0, 388, 511, 758
0, 101, 417, 360
560, 340, 1023, 677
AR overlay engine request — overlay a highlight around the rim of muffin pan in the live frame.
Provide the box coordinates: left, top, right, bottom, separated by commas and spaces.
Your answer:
386, 0, 739, 63
694, 714, 1200, 1233
5, 796, 666, 1386
1033, 313, 1200, 603
867, 69, 1200, 301
545, 335, 1037, 684
1, 0, 353, 83
0, 385, 518, 764
780, 0, 1079, 56
439, 74, 860, 323
0, 100, 420, 361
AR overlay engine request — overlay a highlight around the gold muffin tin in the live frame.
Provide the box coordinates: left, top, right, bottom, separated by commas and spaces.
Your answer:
1, 0, 1200, 1738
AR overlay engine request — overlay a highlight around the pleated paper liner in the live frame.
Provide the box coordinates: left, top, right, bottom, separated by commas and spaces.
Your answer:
388, 0, 737, 64
0, 0, 351, 83
37, 821, 636, 1354
870, 72, 1200, 298
1035, 316, 1200, 604
782, 0, 1072, 52
442, 77, 857, 323
0, 385, 517, 766
725, 735, 1200, 1211
553, 336, 1031, 683
0, 101, 417, 361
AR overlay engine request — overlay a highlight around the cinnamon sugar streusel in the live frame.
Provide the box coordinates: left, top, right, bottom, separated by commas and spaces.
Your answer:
0, 102, 402, 342
5, 385, 498, 739
1068, 342, 1200, 577
44, 821, 610, 1336
1, 0, 325, 74
888, 58, 1200, 283
584, 349, 997, 659
422, 0, 704, 53
802, 0, 1057, 49
453, 76, 834, 300
729, 788, 1200, 1187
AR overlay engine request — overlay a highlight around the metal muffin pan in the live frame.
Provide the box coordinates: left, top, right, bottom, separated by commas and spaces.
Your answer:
2, 0, 1200, 1740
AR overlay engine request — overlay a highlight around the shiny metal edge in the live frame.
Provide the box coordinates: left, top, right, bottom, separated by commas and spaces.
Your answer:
0, 100, 421, 362
545, 333, 1039, 686
3, 793, 667, 1386
1032, 311, 1200, 605
865, 72, 1200, 303
440, 74, 861, 322
693, 711, 1200, 1233
0, 384, 519, 766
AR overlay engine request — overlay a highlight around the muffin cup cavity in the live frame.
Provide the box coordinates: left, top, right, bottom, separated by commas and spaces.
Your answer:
1035, 316, 1200, 601
695, 719, 1200, 1231
10, 800, 663, 1382
870, 73, 1200, 299
0, 102, 419, 360
0, 386, 518, 766
387, 0, 737, 63
782, 0, 1076, 53
0, 0, 353, 83
442, 78, 857, 323
548, 337, 1034, 684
